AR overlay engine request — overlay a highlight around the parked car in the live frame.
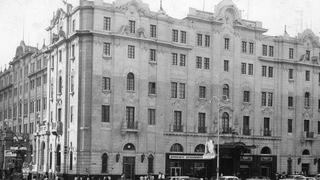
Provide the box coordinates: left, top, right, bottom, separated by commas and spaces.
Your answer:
246, 176, 271, 180
220, 176, 240, 180
305, 177, 316, 180
169, 176, 200, 180
281, 175, 306, 180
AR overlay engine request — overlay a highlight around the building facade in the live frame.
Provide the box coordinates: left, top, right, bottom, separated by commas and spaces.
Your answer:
1, 0, 320, 179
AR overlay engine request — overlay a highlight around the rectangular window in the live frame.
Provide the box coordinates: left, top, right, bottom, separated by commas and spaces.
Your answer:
103, 17, 111, 31
288, 119, 293, 133
179, 83, 185, 99
249, 42, 254, 54
101, 105, 110, 122
128, 45, 135, 59
224, 38, 230, 50
241, 63, 246, 74
126, 107, 135, 125
243, 116, 250, 135
173, 111, 182, 132
148, 109, 156, 125
318, 121, 320, 134
268, 67, 273, 78
204, 58, 210, 69
264, 117, 270, 130
58, 108, 62, 121
59, 50, 62, 62
71, 44, 75, 57
243, 91, 250, 103
102, 77, 111, 91
103, 43, 110, 56
150, 49, 156, 62
172, 29, 178, 42
288, 96, 293, 107
171, 82, 177, 98
262, 45, 268, 56
262, 66, 267, 77
196, 56, 202, 69
180, 31, 186, 43
242, 41, 247, 53
205, 35, 210, 47
261, 92, 267, 106
70, 106, 73, 123
318, 99, 320, 110
306, 70, 310, 81
197, 34, 202, 46
304, 120, 310, 132
172, 53, 178, 65
224, 60, 229, 72
248, 64, 253, 75
72, 19, 75, 32
268, 92, 273, 106
43, 97, 47, 110
129, 20, 135, 33
306, 50, 310, 60
198, 113, 206, 133
289, 48, 294, 59
180, 54, 186, 66
150, 25, 157, 38
199, 86, 206, 99
289, 69, 293, 79
269, 46, 274, 57
148, 82, 156, 95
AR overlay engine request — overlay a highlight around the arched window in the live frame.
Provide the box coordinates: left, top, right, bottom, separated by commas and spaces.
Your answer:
69, 151, 73, 170
304, 92, 310, 107
56, 145, 61, 172
261, 146, 271, 154
302, 149, 310, 155
170, 143, 183, 152
123, 143, 136, 151
194, 144, 205, 153
222, 112, 230, 133
223, 84, 229, 98
127, 73, 135, 91
101, 153, 108, 173
147, 154, 154, 174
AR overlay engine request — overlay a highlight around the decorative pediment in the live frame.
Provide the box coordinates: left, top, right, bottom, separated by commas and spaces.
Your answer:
51, 8, 67, 27
297, 29, 320, 48
114, 0, 151, 16
214, 0, 241, 25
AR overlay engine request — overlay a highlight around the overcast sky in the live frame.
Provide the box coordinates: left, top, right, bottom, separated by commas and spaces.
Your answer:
0, 0, 319, 68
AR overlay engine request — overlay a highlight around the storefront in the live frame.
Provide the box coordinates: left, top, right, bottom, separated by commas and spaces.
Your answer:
166, 142, 277, 180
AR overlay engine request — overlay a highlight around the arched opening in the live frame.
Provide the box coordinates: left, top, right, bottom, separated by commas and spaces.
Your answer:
147, 154, 154, 174
302, 149, 310, 155
56, 144, 61, 172
194, 144, 205, 153
123, 143, 136, 151
304, 92, 310, 107
170, 143, 183, 152
261, 146, 271, 154
127, 73, 135, 91
222, 112, 230, 133
40, 142, 45, 168
223, 84, 230, 98
101, 153, 108, 173
69, 151, 73, 170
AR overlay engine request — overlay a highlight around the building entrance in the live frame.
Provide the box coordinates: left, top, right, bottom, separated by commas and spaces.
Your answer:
261, 166, 270, 177
302, 163, 309, 176
170, 167, 182, 176
123, 157, 135, 180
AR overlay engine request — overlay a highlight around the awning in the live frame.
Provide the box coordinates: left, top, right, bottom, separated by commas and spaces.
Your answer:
220, 142, 256, 149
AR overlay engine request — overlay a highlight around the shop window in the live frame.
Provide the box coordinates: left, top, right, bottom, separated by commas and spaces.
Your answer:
261, 146, 271, 154
170, 143, 183, 152
194, 144, 205, 153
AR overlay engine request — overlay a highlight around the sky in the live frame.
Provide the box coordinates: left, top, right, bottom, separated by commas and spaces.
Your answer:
0, 0, 319, 68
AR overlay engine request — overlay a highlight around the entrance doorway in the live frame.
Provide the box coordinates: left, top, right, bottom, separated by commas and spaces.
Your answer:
302, 163, 309, 176
261, 166, 270, 177
123, 157, 135, 180
170, 167, 182, 176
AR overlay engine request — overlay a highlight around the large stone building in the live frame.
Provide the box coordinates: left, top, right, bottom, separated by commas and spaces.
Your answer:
1, 0, 320, 179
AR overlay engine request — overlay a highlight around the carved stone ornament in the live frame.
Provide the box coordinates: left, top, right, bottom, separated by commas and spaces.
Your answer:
261, 107, 274, 116
118, 25, 130, 35
302, 109, 313, 119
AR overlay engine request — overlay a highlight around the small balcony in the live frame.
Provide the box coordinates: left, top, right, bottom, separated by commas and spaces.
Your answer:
198, 126, 207, 133
169, 124, 184, 132
221, 127, 233, 134
263, 129, 272, 136
302, 131, 316, 141
121, 121, 139, 133
242, 128, 251, 136
51, 121, 63, 135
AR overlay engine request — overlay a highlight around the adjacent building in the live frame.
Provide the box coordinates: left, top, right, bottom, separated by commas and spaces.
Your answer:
1, 0, 320, 179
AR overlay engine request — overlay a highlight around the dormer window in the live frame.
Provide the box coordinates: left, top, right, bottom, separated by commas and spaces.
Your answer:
306, 50, 310, 60
129, 20, 135, 34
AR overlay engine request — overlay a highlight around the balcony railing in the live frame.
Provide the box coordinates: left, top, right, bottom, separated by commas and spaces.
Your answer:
198, 126, 207, 133
222, 127, 233, 134
242, 128, 251, 136
51, 121, 63, 135
121, 121, 139, 133
168, 124, 184, 132
127, 121, 138, 130
263, 129, 272, 136
306, 131, 314, 138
